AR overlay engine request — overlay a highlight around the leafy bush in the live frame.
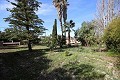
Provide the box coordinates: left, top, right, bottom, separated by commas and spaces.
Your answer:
77, 21, 96, 46
103, 18, 120, 52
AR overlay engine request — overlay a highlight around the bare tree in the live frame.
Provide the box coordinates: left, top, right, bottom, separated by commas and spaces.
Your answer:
94, 0, 120, 49
95, 0, 105, 37
114, 0, 120, 17
95, 0, 120, 37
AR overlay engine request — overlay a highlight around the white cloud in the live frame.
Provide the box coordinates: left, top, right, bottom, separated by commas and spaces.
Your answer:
0, 3, 13, 11
0, 1, 14, 12
0, 0, 81, 13
36, 3, 55, 15
0, 1, 55, 15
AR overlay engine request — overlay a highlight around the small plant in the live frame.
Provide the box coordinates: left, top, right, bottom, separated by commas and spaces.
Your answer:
65, 50, 72, 56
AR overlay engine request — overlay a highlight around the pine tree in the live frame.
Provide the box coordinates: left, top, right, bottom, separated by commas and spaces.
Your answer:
4, 0, 45, 51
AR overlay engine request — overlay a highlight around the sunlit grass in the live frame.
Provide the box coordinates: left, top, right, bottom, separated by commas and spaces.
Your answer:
0, 45, 120, 80
45, 46, 120, 80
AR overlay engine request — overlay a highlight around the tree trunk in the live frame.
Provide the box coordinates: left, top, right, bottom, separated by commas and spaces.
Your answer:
28, 40, 32, 51
60, 20, 63, 48
26, 26, 32, 51
68, 29, 71, 46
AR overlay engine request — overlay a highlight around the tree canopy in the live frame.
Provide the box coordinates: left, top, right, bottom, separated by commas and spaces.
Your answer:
4, 0, 46, 51
51, 19, 58, 49
77, 21, 95, 46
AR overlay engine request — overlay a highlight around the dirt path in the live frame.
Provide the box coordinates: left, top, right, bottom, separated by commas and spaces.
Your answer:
102, 56, 120, 79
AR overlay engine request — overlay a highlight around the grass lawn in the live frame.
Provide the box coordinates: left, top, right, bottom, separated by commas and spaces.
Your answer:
0, 45, 120, 80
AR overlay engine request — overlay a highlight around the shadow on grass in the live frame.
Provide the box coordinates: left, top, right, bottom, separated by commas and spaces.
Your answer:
46, 64, 105, 80
0, 49, 52, 80
0, 45, 106, 80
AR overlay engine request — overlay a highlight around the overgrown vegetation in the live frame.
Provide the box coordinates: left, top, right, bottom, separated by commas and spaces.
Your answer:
76, 21, 96, 46
103, 18, 120, 52
50, 19, 58, 50
0, 45, 120, 80
4, 0, 46, 51
0, 0, 120, 80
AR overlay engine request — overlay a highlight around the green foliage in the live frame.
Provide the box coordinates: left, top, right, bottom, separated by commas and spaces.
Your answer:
0, 31, 8, 42
4, 28, 27, 41
41, 36, 51, 46
1, 45, 120, 79
62, 35, 66, 46
0, 27, 40, 44
77, 21, 96, 46
57, 35, 63, 47
103, 18, 120, 52
64, 20, 75, 46
50, 19, 58, 50
63, 64, 105, 80
4, 0, 46, 51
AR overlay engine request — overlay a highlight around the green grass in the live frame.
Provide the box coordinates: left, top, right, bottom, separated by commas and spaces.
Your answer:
0, 45, 120, 80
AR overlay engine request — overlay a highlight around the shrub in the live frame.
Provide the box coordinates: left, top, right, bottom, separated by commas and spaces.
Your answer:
103, 18, 120, 52
77, 21, 96, 46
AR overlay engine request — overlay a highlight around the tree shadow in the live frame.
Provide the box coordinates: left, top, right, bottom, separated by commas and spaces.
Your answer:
0, 49, 52, 80
0, 46, 107, 80
46, 63, 105, 80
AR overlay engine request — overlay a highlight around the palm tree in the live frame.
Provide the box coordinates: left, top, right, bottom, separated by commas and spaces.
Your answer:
53, 0, 69, 46
64, 20, 75, 46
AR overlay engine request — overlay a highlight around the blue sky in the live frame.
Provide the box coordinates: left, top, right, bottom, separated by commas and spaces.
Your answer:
0, 0, 97, 36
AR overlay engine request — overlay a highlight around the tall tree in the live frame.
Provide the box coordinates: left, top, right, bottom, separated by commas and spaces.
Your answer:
95, 0, 120, 37
51, 19, 58, 49
53, 0, 69, 45
4, 0, 45, 51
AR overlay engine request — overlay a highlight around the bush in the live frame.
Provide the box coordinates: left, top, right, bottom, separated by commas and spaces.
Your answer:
103, 18, 120, 52
77, 21, 96, 46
